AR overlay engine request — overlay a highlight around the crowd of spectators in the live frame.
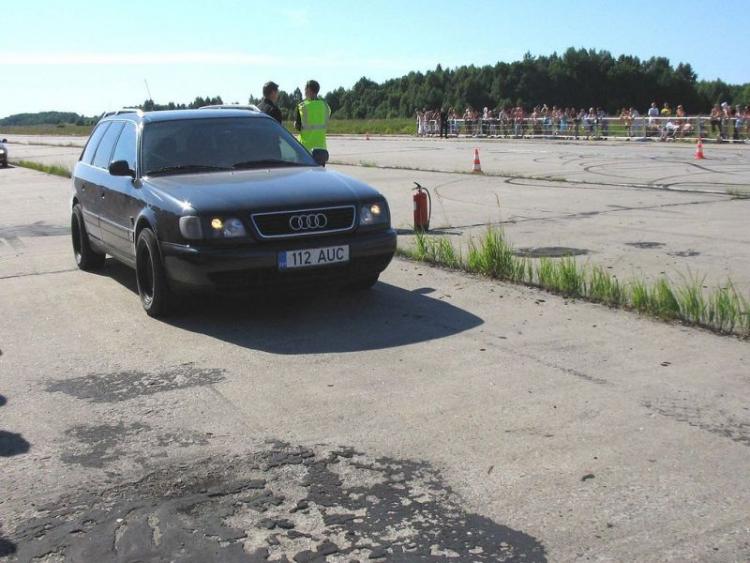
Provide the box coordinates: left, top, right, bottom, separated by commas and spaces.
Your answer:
415, 102, 749, 141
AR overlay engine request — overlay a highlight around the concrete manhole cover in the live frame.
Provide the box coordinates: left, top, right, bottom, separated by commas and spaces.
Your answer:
513, 247, 589, 258
5, 443, 547, 562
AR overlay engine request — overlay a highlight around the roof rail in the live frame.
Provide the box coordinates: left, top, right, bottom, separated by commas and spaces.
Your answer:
199, 104, 260, 112
99, 108, 144, 119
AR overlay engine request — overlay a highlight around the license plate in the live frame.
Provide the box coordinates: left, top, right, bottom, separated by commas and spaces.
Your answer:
278, 245, 349, 270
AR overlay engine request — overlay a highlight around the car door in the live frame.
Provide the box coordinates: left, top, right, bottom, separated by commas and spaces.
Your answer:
89, 121, 125, 254
100, 121, 140, 261
75, 122, 111, 243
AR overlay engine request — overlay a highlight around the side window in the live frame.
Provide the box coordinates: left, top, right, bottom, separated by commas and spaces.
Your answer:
92, 122, 125, 169
80, 123, 110, 165
111, 122, 137, 172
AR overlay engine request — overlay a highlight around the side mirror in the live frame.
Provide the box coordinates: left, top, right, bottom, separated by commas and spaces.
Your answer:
311, 148, 329, 167
108, 160, 135, 178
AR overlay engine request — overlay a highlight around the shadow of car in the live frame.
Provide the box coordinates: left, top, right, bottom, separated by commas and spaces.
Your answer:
100, 259, 483, 354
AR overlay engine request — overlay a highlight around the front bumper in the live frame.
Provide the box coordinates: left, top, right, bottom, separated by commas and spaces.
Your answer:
160, 228, 397, 292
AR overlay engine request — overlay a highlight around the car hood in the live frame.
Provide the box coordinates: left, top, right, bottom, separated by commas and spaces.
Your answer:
142, 166, 382, 213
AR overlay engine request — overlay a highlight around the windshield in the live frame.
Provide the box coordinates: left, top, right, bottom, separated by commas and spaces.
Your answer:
142, 116, 317, 176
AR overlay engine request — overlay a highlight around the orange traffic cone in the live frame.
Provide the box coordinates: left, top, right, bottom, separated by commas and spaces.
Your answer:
695, 138, 704, 160
472, 148, 483, 173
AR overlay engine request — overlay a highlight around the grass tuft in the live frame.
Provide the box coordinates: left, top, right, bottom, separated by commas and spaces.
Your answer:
12, 160, 72, 178
401, 227, 750, 337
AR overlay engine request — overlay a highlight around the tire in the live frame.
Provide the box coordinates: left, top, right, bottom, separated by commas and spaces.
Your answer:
135, 228, 172, 317
348, 274, 379, 291
71, 204, 106, 270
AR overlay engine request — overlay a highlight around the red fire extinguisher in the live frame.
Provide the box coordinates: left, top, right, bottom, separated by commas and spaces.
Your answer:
413, 182, 432, 232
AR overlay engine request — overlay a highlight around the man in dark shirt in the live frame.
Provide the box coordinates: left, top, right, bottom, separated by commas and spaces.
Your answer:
257, 81, 283, 124
439, 106, 449, 138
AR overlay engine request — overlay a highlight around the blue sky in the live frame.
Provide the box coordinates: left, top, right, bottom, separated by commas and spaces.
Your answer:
2, 0, 748, 117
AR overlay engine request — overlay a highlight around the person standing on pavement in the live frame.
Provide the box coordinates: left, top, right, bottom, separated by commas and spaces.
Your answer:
257, 81, 283, 124
439, 106, 449, 138
294, 80, 331, 152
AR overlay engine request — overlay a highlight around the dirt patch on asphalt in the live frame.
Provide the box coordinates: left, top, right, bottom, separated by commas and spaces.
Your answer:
625, 242, 665, 249
60, 422, 210, 468
643, 400, 750, 447
513, 247, 589, 258
46, 363, 226, 403
7, 443, 547, 562
0, 221, 69, 239
667, 250, 700, 257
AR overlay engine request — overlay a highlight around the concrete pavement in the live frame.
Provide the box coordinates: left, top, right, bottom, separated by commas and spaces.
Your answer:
1, 164, 749, 561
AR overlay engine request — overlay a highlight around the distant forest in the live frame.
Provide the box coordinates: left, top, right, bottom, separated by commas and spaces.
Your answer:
3, 48, 748, 125
316, 49, 749, 119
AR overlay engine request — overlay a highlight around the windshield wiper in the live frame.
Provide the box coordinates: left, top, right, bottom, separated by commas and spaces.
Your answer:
146, 164, 231, 176
232, 159, 308, 170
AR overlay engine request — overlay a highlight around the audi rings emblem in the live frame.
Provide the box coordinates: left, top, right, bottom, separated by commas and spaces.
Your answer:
289, 213, 328, 231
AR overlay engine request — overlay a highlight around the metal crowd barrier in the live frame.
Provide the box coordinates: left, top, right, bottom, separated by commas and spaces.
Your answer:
416, 115, 747, 141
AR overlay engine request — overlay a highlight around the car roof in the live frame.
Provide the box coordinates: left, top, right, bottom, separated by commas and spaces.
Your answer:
100, 109, 272, 125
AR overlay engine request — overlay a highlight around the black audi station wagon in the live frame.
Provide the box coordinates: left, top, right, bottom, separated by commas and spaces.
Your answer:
71, 109, 396, 316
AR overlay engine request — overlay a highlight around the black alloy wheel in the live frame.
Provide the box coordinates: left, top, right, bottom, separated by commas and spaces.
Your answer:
71, 204, 106, 270
135, 228, 171, 317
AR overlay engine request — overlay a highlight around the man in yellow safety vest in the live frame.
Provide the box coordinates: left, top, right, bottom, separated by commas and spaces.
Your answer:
294, 80, 331, 152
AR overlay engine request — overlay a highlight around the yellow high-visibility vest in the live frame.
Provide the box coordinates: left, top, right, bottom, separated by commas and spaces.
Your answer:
297, 99, 331, 151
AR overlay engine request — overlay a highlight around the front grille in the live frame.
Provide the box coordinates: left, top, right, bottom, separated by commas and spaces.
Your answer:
251, 206, 355, 239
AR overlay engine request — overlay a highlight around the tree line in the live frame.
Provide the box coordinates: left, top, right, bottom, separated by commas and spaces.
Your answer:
0, 111, 97, 126
3, 48, 748, 126
320, 48, 749, 118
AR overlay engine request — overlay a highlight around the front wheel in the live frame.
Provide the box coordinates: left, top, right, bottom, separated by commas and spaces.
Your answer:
135, 228, 171, 317
71, 204, 106, 270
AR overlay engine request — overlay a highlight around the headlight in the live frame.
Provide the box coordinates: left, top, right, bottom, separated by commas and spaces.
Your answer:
0, 149, 5, 154
360, 202, 388, 226
210, 217, 247, 238
179, 216, 203, 240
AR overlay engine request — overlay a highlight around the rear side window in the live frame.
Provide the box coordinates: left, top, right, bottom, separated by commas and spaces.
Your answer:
111, 122, 137, 172
81, 123, 110, 165
92, 122, 125, 169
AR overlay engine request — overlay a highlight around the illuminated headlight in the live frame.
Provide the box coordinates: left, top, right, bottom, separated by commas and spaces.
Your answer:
0, 149, 5, 154
179, 216, 203, 240
210, 217, 247, 238
360, 202, 387, 226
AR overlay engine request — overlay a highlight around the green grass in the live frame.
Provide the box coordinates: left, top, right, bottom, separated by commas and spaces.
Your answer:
401, 227, 750, 337
410, 231, 462, 269
1, 124, 93, 136
326, 118, 415, 135
4, 119, 415, 138
12, 160, 72, 178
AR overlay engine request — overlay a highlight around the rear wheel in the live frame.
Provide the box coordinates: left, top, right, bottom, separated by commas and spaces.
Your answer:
136, 228, 171, 317
348, 274, 379, 291
71, 204, 106, 270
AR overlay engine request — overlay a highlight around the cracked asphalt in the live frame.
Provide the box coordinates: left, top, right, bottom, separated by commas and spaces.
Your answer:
0, 140, 749, 562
